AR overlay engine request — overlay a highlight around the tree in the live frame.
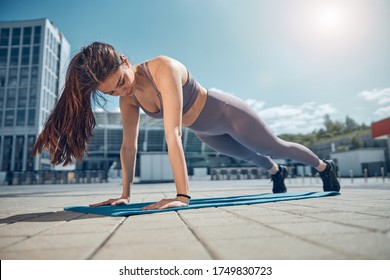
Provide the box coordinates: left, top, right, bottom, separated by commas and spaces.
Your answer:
345, 115, 358, 132
323, 114, 343, 136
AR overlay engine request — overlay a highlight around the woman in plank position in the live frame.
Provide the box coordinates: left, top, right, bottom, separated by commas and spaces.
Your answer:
32, 42, 340, 210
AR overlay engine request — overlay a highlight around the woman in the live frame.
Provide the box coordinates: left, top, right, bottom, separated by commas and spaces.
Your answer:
32, 42, 340, 210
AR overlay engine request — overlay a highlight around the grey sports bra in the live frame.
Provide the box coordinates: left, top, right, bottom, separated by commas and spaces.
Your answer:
132, 61, 200, 119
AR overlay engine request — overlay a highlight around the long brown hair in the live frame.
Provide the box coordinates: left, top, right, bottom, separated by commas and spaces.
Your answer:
32, 42, 122, 165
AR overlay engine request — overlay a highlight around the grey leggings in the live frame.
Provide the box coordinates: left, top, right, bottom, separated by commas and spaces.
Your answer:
188, 89, 320, 170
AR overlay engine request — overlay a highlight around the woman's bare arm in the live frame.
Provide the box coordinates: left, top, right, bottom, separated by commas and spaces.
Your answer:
142, 56, 190, 210
90, 96, 140, 207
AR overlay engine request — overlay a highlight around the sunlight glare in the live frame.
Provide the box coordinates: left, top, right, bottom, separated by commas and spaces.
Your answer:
316, 7, 346, 33
280, 0, 373, 60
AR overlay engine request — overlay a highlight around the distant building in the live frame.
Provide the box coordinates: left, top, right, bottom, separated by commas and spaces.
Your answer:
85, 111, 390, 179
84, 110, 267, 178
313, 117, 390, 177
331, 148, 386, 177
371, 117, 390, 168
0, 18, 70, 171
84, 111, 219, 177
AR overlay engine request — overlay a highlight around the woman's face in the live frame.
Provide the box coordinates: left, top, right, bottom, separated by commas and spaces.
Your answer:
97, 57, 135, 97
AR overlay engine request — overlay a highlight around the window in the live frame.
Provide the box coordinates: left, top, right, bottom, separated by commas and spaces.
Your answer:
0, 68, 5, 87
106, 130, 123, 152
23, 27, 32, 45
29, 87, 37, 107
14, 136, 25, 171
16, 110, 26, 126
147, 130, 165, 152
137, 130, 146, 152
0, 48, 7, 66
5, 110, 14, 126
19, 67, 29, 86
10, 48, 19, 66
185, 131, 203, 153
11, 28, 21, 45
21, 47, 30, 65
27, 109, 35, 126
18, 88, 27, 107
32, 46, 39, 64
89, 129, 104, 152
2, 136, 13, 171
7, 68, 17, 87
31, 66, 38, 86
0, 28, 10, 46
0, 89, 4, 108
6, 88, 16, 108
33, 26, 41, 44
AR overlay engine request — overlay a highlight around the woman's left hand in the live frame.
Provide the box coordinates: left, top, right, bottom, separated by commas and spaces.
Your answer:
142, 198, 188, 210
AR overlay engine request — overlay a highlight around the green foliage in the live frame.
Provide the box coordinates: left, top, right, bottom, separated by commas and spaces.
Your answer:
278, 115, 370, 148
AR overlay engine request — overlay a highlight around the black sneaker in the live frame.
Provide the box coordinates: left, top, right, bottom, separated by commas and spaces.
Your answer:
319, 160, 341, 192
271, 165, 288, 193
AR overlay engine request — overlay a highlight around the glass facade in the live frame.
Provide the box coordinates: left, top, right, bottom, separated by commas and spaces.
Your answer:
85, 112, 223, 175
0, 19, 70, 172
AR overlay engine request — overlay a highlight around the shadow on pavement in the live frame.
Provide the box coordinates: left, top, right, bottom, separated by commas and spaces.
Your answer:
0, 211, 106, 224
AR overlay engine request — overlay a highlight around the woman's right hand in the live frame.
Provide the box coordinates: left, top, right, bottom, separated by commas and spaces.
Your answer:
89, 197, 129, 207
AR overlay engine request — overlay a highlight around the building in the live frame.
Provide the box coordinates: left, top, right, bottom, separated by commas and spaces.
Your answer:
326, 118, 390, 177
85, 111, 390, 181
85, 111, 216, 175
371, 117, 390, 166
84, 110, 259, 180
331, 148, 386, 177
0, 18, 70, 172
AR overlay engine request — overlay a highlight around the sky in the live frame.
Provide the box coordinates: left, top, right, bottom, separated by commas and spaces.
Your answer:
1, 0, 389, 134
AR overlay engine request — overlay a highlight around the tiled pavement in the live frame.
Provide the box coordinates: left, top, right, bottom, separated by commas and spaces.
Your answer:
0, 178, 389, 260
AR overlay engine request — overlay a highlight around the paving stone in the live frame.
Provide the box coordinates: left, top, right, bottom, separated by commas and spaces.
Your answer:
92, 241, 211, 260
269, 221, 369, 236
204, 235, 349, 259
0, 247, 92, 260
119, 212, 187, 230
0, 221, 65, 237
70, 214, 124, 225
323, 218, 390, 233
42, 222, 120, 235
189, 223, 283, 240
181, 215, 253, 228
106, 224, 198, 245
303, 232, 390, 259
245, 213, 320, 224
222, 206, 295, 217
302, 211, 381, 221
1, 232, 108, 252
0, 236, 26, 249
178, 210, 236, 220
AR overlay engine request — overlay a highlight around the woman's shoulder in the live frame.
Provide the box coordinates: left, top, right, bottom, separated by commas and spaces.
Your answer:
146, 56, 187, 79
148, 55, 176, 64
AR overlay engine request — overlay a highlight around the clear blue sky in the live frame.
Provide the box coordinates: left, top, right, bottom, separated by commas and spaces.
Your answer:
1, 0, 389, 134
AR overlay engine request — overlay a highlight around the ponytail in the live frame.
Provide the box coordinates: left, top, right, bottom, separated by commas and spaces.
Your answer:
32, 42, 122, 166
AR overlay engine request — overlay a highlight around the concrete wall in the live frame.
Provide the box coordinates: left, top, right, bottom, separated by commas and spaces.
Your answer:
331, 148, 385, 177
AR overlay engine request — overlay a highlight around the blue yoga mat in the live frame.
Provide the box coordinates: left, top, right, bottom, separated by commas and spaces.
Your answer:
64, 191, 340, 217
